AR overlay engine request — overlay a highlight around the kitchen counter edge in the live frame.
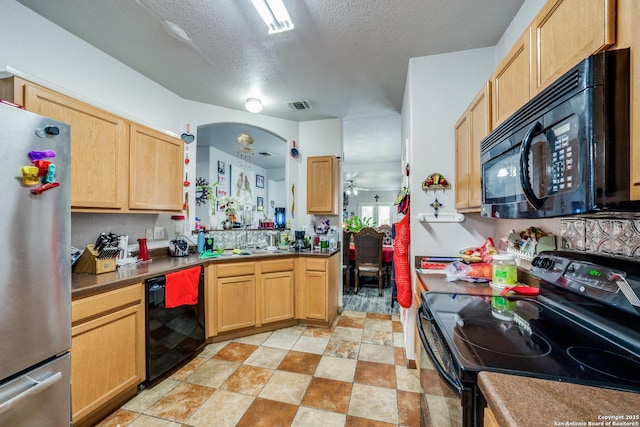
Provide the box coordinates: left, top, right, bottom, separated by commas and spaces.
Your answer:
72, 249, 339, 299
478, 371, 640, 427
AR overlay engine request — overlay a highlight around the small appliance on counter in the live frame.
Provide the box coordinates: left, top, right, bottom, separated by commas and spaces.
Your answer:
168, 238, 190, 257
293, 230, 306, 251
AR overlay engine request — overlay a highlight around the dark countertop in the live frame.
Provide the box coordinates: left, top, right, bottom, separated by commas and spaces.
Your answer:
72, 248, 339, 299
478, 371, 640, 427
416, 272, 494, 296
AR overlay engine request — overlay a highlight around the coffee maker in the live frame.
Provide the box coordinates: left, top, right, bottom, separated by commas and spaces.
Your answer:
293, 230, 306, 251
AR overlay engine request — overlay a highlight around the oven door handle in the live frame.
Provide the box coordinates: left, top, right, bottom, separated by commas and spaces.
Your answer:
416, 305, 463, 396
519, 121, 545, 210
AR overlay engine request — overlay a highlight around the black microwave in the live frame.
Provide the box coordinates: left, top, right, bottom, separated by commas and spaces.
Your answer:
480, 48, 633, 219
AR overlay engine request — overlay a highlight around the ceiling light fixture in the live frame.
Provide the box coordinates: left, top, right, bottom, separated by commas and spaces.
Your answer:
245, 98, 262, 113
251, 0, 294, 34
345, 181, 358, 196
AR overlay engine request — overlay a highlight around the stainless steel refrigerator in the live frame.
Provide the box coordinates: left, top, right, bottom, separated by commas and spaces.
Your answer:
0, 102, 71, 426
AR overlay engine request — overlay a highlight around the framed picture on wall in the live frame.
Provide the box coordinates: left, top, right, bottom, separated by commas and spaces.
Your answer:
256, 174, 265, 188
257, 197, 264, 211
218, 160, 225, 175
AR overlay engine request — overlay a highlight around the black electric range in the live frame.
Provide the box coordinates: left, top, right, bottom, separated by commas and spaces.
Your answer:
417, 251, 640, 427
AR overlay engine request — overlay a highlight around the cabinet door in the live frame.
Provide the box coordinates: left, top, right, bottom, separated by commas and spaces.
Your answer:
454, 113, 470, 210
303, 270, 328, 321
217, 275, 256, 332
613, 0, 640, 200
129, 123, 183, 211
71, 284, 144, 424
301, 258, 329, 321
491, 29, 531, 128
483, 405, 501, 427
24, 84, 127, 210
261, 271, 295, 324
307, 156, 339, 214
455, 82, 490, 212
531, 0, 615, 95
468, 82, 491, 208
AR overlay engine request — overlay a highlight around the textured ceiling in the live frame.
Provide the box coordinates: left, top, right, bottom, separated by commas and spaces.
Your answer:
16, 0, 524, 190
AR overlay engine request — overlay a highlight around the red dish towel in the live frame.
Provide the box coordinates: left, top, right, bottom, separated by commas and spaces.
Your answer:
394, 212, 411, 308
165, 266, 201, 309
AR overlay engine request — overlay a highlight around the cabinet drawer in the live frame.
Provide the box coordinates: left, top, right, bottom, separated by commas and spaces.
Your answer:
216, 262, 255, 278
261, 258, 294, 273
305, 258, 327, 272
72, 284, 143, 325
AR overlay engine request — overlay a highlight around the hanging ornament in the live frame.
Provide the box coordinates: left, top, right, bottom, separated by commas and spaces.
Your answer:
195, 177, 209, 206
430, 198, 444, 218
236, 131, 255, 169
422, 172, 451, 193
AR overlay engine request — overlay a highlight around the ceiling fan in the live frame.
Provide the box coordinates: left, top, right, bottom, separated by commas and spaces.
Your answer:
344, 180, 369, 195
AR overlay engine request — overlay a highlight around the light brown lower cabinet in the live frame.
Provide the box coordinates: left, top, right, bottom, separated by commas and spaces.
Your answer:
206, 254, 339, 338
214, 262, 257, 333
260, 259, 295, 324
296, 253, 340, 327
71, 284, 145, 427
484, 405, 500, 427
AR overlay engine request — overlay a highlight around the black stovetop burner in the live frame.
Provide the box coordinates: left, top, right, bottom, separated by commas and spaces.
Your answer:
422, 250, 640, 393
424, 292, 640, 392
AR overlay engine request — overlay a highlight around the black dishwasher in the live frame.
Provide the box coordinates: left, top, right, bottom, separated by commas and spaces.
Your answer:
145, 265, 205, 383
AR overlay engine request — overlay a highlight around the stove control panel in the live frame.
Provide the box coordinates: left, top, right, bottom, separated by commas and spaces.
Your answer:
532, 254, 620, 295
532, 251, 640, 316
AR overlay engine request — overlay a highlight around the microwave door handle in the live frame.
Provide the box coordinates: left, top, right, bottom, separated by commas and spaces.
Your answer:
519, 121, 545, 210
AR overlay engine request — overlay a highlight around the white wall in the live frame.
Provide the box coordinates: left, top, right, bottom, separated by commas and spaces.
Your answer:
406, 47, 498, 257
297, 119, 343, 232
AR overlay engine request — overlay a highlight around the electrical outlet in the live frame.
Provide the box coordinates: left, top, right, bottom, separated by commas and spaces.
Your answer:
145, 228, 154, 241
154, 227, 166, 240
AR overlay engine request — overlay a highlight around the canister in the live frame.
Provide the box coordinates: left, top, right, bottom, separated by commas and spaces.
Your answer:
492, 254, 517, 285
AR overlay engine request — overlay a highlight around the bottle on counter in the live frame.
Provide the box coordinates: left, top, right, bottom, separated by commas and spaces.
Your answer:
197, 230, 205, 253
328, 226, 337, 250
492, 254, 517, 285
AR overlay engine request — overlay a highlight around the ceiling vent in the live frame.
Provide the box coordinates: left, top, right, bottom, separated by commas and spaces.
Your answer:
287, 100, 313, 111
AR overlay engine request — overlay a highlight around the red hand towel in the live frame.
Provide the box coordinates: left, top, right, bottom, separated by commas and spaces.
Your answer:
165, 266, 201, 309
393, 212, 411, 308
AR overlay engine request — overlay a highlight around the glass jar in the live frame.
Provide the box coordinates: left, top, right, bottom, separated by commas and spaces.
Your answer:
492, 254, 517, 285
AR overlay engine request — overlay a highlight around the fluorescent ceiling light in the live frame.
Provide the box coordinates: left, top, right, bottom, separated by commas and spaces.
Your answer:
251, 0, 294, 34
245, 98, 262, 113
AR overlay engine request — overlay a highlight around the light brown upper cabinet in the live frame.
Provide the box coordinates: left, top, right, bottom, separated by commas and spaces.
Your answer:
128, 123, 183, 211
307, 156, 339, 215
455, 82, 491, 212
530, 0, 616, 95
612, 0, 640, 199
22, 83, 128, 210
491, 30, 531, 128
1, 76, 184, 213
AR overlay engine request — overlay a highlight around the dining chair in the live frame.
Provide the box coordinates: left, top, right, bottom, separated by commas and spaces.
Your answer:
342, 230, 352, 293
375, 224, 393, 246
353, 227, 385, 296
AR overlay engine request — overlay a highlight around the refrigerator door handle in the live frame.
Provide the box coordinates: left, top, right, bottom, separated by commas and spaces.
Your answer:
0, 371, 62, 415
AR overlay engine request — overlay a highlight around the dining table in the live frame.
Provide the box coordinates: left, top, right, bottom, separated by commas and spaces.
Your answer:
349, 243, 394, 263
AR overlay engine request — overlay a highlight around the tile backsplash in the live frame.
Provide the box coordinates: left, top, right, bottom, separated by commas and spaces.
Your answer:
561, 217, 640, 259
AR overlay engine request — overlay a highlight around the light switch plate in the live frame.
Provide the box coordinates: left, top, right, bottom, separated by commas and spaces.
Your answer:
145, 228, 154, 240
154, 227, 165, 240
